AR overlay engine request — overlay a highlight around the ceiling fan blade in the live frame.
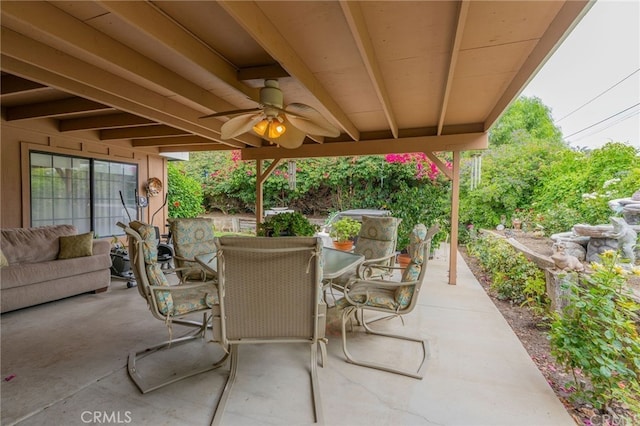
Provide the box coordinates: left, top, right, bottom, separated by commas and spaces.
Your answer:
266, 120, 306, 149
221, 113, 264, 139
285, 103, 340, 137
200, 107, 262, 119
307, 135, 324, 144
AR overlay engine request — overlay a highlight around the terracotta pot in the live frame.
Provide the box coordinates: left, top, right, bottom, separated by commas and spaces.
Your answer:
397, 253, 411, 268
333, 240, 354, 251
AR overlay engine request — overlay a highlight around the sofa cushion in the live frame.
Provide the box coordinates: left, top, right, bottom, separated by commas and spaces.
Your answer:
58, 232, 93, 259
1, 225, 77, 264
0, 252, 112, 290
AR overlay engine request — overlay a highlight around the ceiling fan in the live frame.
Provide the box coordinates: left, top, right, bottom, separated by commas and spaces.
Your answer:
200, 79, 340, 149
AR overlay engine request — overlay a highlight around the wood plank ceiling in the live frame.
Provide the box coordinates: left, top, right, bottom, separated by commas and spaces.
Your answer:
1, 1, 591, 160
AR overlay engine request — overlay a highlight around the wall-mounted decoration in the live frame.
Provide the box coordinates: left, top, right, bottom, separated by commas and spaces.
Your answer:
146, 177, 163, 197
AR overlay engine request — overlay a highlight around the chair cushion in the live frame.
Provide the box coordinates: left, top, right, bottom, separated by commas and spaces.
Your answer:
169, 218, 217, 278
336, 285, 398, 310
130, 221, 158, 264
359, 216, 399, 241
395, 224, 427, 308
146, 263, 173, 314
132, 221, 218, 316
171, 284, 219, 315
354, 216, 399, 260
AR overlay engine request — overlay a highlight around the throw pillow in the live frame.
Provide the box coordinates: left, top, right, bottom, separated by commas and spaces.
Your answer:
58, 232, 93, 259
0, 249, 8, 268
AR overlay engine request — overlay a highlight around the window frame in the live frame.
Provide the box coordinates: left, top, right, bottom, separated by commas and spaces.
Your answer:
29, 150, 139, 237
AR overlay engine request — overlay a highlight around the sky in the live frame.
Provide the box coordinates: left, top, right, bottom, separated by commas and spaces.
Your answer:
521, 0, 640, 150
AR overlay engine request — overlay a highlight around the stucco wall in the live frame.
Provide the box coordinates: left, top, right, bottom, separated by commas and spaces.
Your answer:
1, 119, 168, 230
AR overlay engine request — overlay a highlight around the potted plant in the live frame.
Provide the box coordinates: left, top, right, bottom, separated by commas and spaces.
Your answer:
329, 217, 361, 250
257, 212, 317, 237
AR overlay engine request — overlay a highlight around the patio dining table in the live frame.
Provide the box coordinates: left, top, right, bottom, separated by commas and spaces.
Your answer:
194, 246, 364, 292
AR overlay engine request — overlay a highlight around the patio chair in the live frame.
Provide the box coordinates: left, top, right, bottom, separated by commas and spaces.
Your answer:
327, 216, 401, 298
338, 223, 439, 379
168, 217, 217, 283
211, 236, 326, 425
118, 221, 228, 394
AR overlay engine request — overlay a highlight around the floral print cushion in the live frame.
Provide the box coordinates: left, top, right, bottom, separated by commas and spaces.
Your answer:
337, 285, 398, 310
130, 222, 175, 313
359, 216, 400, 241
395, 224, 427, 308
147, 263, 174, 314
169, 218, 216, 272
354, 216, 400, 259
170, 284, 219, 315
130, 221, 159, 264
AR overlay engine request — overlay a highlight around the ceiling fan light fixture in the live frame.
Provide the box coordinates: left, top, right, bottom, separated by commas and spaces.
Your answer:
252, 119, 269, 136
268, 121, 286, 138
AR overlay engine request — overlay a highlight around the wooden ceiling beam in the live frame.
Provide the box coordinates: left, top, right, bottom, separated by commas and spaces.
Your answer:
437, 1, 470, 136
340, 1, 398, 139
59, 113, 155, 132
1, 1, 249, 118
1, 53, 244, 148
0, 73, 46, 95
241, 133, 488, 160
0, 29, 260, 148
237, 64, 290, 81
5, 97, 113, 121
219, 1, 360, 142
97, 1, 258, 102
132, 135, 219, 147
100, 125, 188, 141
160, 144, 230, 153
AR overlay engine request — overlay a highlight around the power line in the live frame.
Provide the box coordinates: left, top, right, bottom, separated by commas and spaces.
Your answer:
568, 109, 639, 143
557, 68, 640, 123
564, 102, 640, 139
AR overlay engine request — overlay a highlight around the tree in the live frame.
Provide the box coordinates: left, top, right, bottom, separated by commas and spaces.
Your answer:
489, 96, 563, 147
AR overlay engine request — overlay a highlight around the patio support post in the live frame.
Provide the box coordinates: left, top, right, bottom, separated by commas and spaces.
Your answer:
449, 151, 461, 285
256, 160, 263, 224
255, 158, 282, 225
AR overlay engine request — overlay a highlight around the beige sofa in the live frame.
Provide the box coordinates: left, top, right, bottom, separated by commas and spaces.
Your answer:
0, 225, 111, 313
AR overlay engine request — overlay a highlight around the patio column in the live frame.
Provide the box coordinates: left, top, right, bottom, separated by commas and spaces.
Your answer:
255, 158, 282, 225
448, 151, 461, 285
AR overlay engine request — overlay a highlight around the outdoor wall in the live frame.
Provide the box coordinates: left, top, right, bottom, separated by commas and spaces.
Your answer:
1, 118, 168, 230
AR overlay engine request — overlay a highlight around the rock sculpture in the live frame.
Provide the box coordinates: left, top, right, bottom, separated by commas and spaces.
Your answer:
551, 242, 585, 272
604, 217, 637, 264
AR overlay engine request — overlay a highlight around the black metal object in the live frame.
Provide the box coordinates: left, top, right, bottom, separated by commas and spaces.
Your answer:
114, 191, 175, 287
110, 249, 136, 288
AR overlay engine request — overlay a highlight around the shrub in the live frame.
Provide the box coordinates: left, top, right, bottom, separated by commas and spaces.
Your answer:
466, 233, 548, 310
549, 251, 640, 418
167, 162, 204, 218
256, 212, 317, 237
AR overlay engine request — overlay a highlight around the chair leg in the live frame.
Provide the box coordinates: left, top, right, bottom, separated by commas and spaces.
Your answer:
211, 344, 324, 425
340, 307, 429, 379
310, 342, 325, 424
128, 329, 229, 394
211, 345, 238, 426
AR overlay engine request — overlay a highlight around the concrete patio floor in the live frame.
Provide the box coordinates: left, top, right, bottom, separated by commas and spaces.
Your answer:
0, 248, 574, 426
